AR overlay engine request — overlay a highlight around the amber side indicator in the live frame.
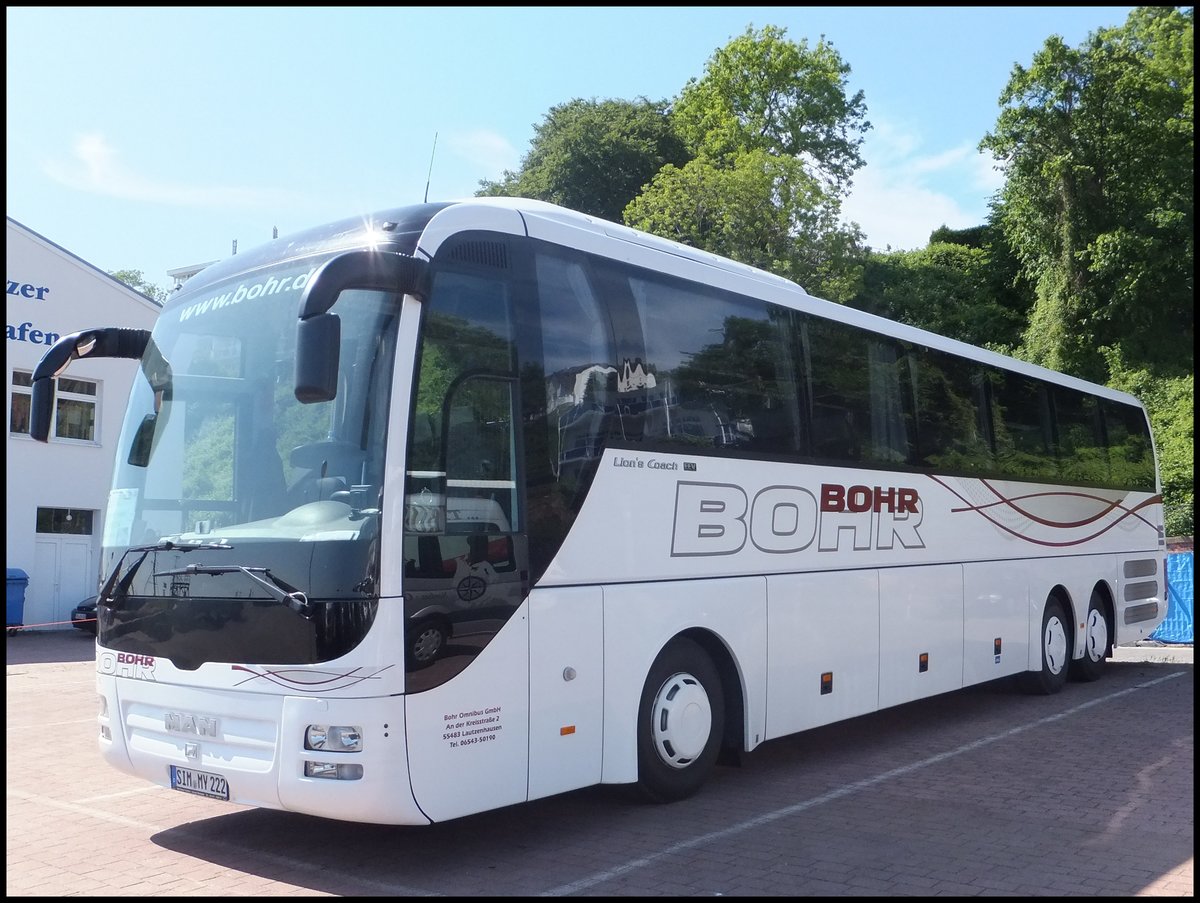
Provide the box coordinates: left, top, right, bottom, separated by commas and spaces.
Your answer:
820, 672, 833, 695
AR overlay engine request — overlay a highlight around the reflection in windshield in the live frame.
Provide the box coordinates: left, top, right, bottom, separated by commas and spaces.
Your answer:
402, 262, 526, 692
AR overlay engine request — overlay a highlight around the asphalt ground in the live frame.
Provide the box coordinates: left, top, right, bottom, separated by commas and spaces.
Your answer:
7, 627, 1193, 897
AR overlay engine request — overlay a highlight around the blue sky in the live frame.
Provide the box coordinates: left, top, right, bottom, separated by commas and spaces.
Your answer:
7, 6, 1136, 292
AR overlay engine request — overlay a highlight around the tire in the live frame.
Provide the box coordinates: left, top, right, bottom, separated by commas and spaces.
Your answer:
1020, 596, 1071, 695
1073, 590, 1110, 682
635, 638, 724, 803
407, 618, 448, 668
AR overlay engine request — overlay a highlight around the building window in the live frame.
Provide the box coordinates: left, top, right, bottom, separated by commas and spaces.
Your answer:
9, 372, 31, 433
36, 507, 95, 535
9, 371, 98, 442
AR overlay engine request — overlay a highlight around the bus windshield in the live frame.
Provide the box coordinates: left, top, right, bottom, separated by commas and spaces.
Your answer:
98, 257, 403, 667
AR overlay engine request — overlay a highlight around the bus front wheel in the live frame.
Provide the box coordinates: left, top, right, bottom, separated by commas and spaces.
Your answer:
1073, 590, 1110, 682
1020, 596, 1071, 695
635, 638, 724, 803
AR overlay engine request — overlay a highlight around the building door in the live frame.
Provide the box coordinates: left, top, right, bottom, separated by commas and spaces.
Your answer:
32, 508, 96, 628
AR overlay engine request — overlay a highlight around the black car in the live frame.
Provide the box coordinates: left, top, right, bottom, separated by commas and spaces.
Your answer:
70, 596, 98, 635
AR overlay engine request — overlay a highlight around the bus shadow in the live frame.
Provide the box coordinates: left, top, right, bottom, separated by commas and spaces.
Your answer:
149, 784, 630, 896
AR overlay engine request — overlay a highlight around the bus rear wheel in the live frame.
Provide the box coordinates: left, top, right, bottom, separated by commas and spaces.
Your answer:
635, 638, 724, 803
1073, 590, 1110, 682
1020, 596, 1071, 695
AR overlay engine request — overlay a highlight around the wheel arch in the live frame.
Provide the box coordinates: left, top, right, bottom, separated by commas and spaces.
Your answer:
676, 627, 746, 759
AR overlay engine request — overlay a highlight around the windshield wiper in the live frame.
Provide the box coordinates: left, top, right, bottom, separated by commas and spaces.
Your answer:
152, 564, 313, 617
100, 540, 234, 609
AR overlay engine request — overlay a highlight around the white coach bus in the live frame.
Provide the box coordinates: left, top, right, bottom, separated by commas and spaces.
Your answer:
30, 198, 1167, 824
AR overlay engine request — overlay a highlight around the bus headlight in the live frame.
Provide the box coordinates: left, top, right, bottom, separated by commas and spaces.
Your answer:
305, 724, 363, 752
304, 761, 364, 780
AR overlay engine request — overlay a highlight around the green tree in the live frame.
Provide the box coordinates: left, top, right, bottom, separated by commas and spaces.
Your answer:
927, 223, 1034, 345
476, 97, 688, 223
109, 269, 169, 304
671, 24, 870, 198
979, 6, 1193, 382
628, 25, 871, 301
623, 151, 803, 272
624, 150, 865, 302
852, 242, 1026, 350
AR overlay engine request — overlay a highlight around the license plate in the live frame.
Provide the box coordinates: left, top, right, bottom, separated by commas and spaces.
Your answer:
169, 765, 229, 801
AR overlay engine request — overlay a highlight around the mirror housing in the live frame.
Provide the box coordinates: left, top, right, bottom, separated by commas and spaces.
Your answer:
294, 251, 430, 404
30, 328, 151, 442
294, 313, 342, 404
127, 414, 159, 467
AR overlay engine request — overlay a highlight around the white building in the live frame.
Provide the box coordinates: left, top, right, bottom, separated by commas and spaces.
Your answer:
6, 217, 161, 629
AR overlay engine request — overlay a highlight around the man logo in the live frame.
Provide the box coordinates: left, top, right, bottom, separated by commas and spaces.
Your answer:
164, 712, 219, 737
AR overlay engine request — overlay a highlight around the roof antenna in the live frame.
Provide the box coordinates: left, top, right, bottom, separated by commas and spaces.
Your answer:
424, 132, 438, 203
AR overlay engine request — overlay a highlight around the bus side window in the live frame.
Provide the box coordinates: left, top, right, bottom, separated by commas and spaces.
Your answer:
626, 273, 795, 454
992, 374, 1057, 480
910, 348, 992, 474
444, 377, 518, 530
1101, 400, 1156, 491
800, 315, 870, 463
534, 250, 611, 564
866, 339, 913, 465
1053, 388, 1108, 485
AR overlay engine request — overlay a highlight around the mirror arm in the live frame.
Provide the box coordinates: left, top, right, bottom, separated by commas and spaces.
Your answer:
30, 328, 151, 442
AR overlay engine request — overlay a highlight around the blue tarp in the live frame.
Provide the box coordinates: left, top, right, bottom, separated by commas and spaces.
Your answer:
1151, 552, 1194, 644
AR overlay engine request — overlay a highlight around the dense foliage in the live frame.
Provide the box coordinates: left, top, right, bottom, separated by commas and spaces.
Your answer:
980, 6, 1193, 384
476, 97, 688, 224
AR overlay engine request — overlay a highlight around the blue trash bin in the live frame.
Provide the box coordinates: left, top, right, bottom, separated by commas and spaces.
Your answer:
7, 568, 29, 630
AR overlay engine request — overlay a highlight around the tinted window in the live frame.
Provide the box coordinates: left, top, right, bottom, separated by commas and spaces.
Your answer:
1053, 388, 1108, 485
799, 315, 873, 463
911, 347, 992, 474
627, 272, 797, 457
1102, 400, 1156, 491
992, 373, 1057, 480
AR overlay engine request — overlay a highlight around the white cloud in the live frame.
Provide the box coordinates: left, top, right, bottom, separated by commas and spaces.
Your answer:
42, 133, 296, 209
970, 148, 1007, 194
445, 128, 522, 178
843, 168, 969, 252
908, 144, 975, 177
843, 120, 1004, 251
